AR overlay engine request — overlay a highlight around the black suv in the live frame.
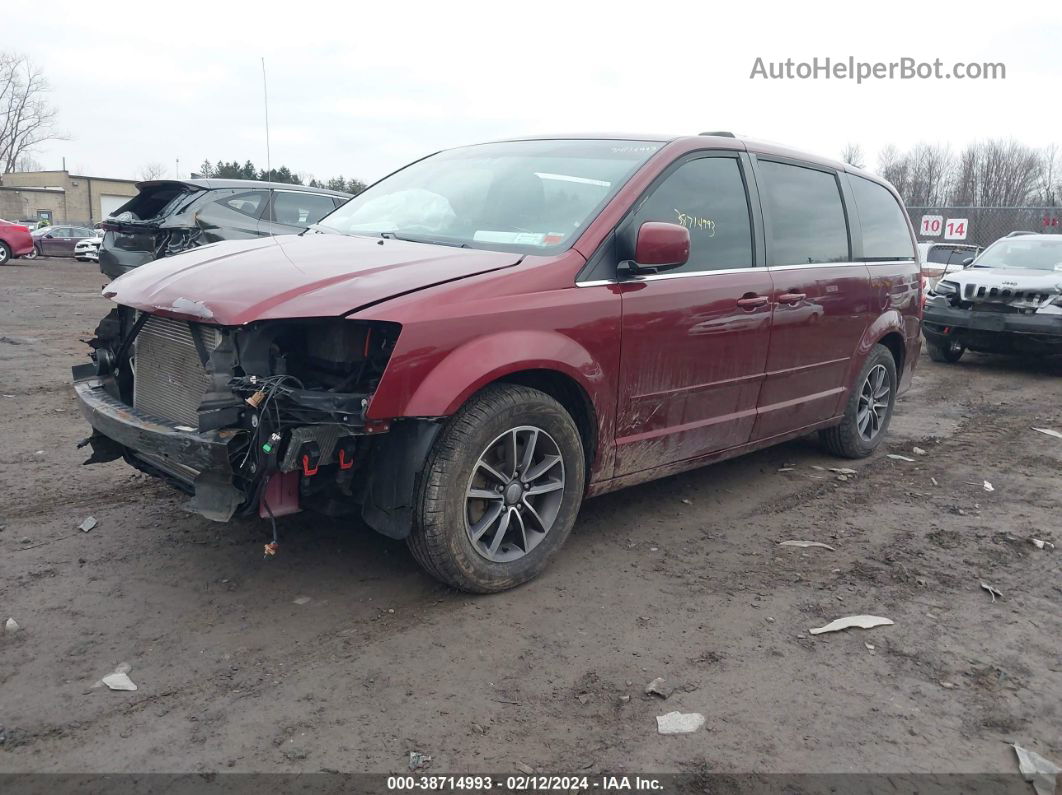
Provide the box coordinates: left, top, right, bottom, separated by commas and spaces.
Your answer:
99, 179, 351, 280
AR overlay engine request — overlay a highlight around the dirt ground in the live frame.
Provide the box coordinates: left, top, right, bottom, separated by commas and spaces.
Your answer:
0, 258, 1059, 777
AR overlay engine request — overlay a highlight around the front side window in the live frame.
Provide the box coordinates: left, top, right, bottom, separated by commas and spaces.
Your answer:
631, 156, 753, 272
315, 139, 661, 254
273, 192, 337, 226
758, 160, 849, 265
850, 176, 915, 261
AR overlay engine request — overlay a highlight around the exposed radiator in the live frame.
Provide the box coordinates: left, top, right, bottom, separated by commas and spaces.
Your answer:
133, 315, 221, 427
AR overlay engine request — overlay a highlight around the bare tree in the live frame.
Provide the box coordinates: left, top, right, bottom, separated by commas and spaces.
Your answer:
1037, 144, 1059, 207
907, 144, 954, 206
0, 52, 64, 174
877, 144, 912, 201
950, 139, 1043, 206
138, 162, 166, 180
840, 143, 865, 169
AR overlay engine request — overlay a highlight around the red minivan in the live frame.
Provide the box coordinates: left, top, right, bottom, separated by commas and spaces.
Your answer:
73, 134, 921, 592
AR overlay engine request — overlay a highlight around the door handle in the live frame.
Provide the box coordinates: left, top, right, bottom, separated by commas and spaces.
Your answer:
736, 294, 768, 309
778, 292, 807, 304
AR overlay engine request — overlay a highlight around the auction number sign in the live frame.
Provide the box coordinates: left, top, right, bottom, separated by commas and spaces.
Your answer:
920, 214, 968, 240
944, 218, 968, 240
920, 215, 943, 236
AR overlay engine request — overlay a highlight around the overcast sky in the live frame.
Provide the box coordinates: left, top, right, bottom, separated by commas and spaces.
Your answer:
8, 0, 1062, 184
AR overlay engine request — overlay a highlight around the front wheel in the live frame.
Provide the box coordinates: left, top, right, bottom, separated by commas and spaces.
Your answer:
927, 338, 965, 363
819, 344, 898, 459
23, 247, 38, 260
407, 384, 585, 593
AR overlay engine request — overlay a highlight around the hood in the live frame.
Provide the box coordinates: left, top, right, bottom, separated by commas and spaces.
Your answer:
103, 233, 522, 325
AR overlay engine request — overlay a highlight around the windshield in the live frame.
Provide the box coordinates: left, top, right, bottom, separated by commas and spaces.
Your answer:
974, 238, 1062, 271
314, 139, 662, 253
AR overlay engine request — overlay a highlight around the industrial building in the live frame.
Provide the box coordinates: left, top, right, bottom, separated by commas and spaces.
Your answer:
0, 170, 138, 226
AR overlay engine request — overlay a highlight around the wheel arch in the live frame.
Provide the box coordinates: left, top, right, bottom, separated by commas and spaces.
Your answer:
877, 329, 906, 373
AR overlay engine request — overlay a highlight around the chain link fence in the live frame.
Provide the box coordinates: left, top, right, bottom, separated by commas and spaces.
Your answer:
907, 206, 1062, 248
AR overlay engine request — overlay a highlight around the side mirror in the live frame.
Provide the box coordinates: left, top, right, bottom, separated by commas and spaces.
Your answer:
962, 257, 975, 267
45, 233, 54, 239
619, 222, 690, 276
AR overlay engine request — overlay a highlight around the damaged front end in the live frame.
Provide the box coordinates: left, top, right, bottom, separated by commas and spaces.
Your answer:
73, 308, 403, 524
924, 272, 1062, 354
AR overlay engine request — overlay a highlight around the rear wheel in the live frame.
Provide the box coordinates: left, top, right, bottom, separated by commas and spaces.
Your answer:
927, 338, 965, 363
0, 242, 11, 265
819, 344, 897, 459
408, 384, 585, 593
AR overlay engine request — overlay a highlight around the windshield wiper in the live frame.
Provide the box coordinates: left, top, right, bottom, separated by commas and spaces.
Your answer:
380, 231, 470, 248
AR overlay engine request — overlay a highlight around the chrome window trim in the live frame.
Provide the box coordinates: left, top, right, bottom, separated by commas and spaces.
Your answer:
574, 257, 918, 287
575, 266, 759, 287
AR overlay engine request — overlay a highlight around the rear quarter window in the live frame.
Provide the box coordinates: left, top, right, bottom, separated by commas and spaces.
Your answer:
217, 191, 269, 218
851, 175, 915, 261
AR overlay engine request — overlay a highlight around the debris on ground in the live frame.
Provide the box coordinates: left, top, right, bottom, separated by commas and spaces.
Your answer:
656, 711, 705, 735
1030, 538, 1055, 550
102, 671, 137, 691
777, 467, 795, 473
680, 498, 692, 505
779, 540, 836, 551
514, 763, 535, 775
887, 454, 916, 462
78, 516, 97, 533
931, 477, 939, 486
293, 596, 311, 605
645, 677, 674, 699
5, 618, 19, 634
980, 582, 1003, 602
808, 615, 894, 635
1031, 427, 1062, 440
1012, 744, 1061, 795
913, 447, 928, 456
828, 467, 857, 475
984, 480, 995, 492
864, 642, 875, 653
408, 751, 432, 771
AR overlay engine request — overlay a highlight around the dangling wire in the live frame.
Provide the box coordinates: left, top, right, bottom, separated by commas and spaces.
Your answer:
261, 495, 279, 558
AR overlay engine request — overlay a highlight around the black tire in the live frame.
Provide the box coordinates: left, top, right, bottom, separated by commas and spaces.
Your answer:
927, 338, 965, 363
24, 247, 38, 260
408, 383, 585, 593
819, 344, 898, 459
0, 242, 11, 265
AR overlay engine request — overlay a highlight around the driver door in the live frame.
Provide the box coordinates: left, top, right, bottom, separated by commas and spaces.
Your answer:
613, 153, 773, 476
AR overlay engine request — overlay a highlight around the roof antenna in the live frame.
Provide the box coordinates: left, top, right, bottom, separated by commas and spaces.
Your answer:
261, 56, 276, 238
261, 57, 272, 181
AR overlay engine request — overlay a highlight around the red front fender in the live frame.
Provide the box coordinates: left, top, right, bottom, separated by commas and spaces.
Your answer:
369, 329, 604, 419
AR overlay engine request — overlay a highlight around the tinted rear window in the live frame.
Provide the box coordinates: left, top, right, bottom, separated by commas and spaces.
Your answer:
851, 176, 914, 261
758, 160, 849, 265
116, 184, 200, 221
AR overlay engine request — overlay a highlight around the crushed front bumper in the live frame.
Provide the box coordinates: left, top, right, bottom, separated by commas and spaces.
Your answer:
923, 304, 1062, 352
73, 364, 244, 520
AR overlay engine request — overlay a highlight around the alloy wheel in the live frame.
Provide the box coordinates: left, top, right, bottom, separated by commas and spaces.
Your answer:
856, 363, 891, 442
465, 425, 565, 563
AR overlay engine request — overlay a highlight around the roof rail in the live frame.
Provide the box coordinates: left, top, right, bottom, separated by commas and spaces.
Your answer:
698, 131, 735, 138
1006, 230, 1037, 237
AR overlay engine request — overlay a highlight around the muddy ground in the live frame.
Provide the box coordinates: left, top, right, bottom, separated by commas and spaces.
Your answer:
0, 257, 1059, 777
